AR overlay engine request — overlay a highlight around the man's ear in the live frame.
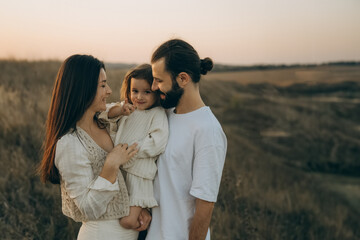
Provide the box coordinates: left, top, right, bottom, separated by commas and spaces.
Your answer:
176, 72, 191, 88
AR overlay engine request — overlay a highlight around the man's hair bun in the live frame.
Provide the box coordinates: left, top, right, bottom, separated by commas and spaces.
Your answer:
200, 57, 213, 75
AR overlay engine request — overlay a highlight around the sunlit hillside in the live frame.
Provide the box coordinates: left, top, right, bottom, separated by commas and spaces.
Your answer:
0, 60, 359, 239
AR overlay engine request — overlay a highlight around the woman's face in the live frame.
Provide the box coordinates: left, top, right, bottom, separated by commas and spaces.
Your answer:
89, 68, 112, 112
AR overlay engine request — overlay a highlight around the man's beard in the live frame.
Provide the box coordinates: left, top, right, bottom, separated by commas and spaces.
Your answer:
159, 81, 184, 109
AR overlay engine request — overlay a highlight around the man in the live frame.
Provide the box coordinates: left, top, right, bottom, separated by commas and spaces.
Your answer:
146, 39, 227, 240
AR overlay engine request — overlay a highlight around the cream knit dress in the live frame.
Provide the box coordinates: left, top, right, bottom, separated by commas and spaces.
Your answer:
100, 106, 168, 208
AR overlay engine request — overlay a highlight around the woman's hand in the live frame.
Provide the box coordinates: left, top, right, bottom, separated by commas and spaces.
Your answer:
100, 143, 138, 183
135, 208, 152, 232
108, 143, 138, 167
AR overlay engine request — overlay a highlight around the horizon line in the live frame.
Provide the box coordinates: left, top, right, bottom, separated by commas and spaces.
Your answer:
1, 57, 360, 68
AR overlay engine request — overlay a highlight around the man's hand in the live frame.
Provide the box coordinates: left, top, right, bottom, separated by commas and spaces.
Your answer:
135, 208, 152, 232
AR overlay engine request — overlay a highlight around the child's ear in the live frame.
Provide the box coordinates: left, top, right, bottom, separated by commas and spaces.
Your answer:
177, 72, 191, 87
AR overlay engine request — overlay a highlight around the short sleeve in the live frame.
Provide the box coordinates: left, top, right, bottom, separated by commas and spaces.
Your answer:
190, 146, 226, 202
189, 126, 227, 202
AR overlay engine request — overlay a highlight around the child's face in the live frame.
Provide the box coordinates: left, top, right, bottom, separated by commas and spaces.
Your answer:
130, 78, 156, 110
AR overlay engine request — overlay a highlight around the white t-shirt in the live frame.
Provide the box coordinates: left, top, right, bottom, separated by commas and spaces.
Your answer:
146, 106, 227, 240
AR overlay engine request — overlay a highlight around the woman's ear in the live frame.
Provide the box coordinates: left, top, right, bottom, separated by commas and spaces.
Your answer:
176, 72, 191, 88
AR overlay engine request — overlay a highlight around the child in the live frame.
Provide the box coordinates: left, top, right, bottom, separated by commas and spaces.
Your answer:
99, 64, 168, 230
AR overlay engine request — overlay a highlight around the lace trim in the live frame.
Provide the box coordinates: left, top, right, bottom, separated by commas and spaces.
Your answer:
75, 127, 107, 162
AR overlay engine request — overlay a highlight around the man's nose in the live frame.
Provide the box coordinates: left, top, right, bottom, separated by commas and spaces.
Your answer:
151, 81, 158, 91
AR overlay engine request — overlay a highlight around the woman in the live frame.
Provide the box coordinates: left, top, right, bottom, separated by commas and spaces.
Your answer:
39, 54, 150, 239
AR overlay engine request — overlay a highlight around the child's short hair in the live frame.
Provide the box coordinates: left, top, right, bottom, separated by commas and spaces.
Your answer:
120, 64, 160, 108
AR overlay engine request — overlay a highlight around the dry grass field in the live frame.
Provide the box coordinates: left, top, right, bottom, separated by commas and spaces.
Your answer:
205, 65, 360, 86
0, 60, 359, 239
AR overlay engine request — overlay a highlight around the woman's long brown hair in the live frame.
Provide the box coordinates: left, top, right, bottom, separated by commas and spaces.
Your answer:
39, 55, 105, 184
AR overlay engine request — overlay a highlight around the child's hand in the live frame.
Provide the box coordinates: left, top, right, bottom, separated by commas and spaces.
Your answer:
135, 208, 152, 231
108, 99, 135, 118
121, 98, 136, 116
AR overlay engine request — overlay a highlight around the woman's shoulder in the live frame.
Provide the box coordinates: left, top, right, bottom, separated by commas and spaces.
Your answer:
57, 130, 82, 150
55, 130, 88, 168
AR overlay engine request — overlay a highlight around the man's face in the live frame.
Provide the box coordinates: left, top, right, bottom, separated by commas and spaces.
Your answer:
151, 58, 184, 109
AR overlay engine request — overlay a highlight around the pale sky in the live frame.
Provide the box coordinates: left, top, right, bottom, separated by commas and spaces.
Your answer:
1, 0, 359, 65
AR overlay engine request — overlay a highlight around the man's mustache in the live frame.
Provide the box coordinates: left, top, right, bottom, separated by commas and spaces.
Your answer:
156, 90, 166, 96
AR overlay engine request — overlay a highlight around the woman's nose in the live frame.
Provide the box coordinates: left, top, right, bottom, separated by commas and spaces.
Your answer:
107, 85, 112, 95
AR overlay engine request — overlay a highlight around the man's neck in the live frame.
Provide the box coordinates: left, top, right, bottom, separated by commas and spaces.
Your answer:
175, 87, 205, 114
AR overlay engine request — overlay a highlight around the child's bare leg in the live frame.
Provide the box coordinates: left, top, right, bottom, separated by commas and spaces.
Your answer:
119, 206, 142, 229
